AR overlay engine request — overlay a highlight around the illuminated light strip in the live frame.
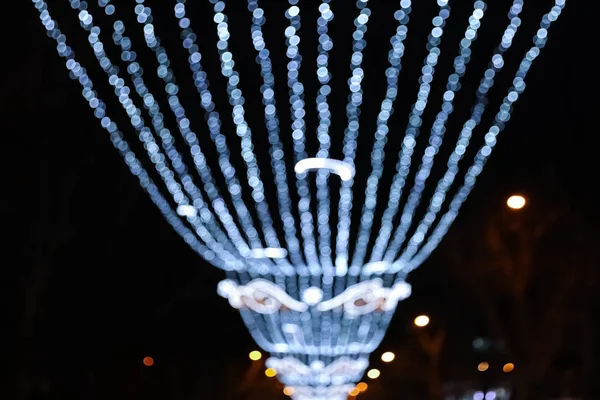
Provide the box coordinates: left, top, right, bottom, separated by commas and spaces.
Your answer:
104, 4, 258, 262
400, 0, 566, 273
247, 0, 304, 267
316, 279, 411, 316
334, 0, 373, 278
378, 1, 488, 263
285, 1, 320, 273
250, 248, 289, 259
314, 0, 335, 277
384, 0, 526, 271
294, 158, 356, 182
217, 279, 309, 313
68, 2, 248, 266
31, 0, 242, 271
342, 0, 414, 271
352, 0, 451, 270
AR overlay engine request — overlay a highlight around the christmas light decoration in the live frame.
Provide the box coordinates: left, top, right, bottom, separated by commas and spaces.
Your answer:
32, 0, 567, 397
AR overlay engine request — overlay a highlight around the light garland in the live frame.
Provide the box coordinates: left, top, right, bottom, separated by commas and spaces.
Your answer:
33, 0, 568, 398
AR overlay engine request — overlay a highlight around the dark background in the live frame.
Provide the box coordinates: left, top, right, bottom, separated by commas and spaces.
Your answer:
1, 0, 597, 398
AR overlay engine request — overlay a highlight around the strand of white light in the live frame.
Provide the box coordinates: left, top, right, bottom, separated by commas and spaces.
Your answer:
69, 1, 248, 268
102, 3, 257, 265
333, 0, 373, 280
378, 1, 487, 263
383, 0, 526, 273
285, 0, 320, 274
31, 0, 243, 271
314, 0, 335, 279
351, 0, 449, 270
247, 0, 304, 267
403, 0, 566, 272
326, 0, 372, 363
173, 1, 290, 274
205, 0, 286, 258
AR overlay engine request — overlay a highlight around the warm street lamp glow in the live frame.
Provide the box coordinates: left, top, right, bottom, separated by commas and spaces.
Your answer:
265, 368, 277, 377
143, 357, 154, 367
356, 382, 368, 392
283, 387, 295, 396
414, 315, 430, 327
503, 363, 515, 373
381, 352, 395, 363
367, 369, 381, 379
478, 362, 489, 372
506, 195, 526, 209
249, 350, 262, 361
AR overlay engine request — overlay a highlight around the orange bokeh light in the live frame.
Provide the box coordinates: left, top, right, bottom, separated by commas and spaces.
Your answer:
503, 363, 515, 373
143, 357, 154, 367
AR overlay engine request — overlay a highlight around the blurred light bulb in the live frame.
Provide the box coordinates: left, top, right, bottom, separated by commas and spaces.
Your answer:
265, 368, 277, 377
249, 350, 262, 361
414, 315, 430, 327
503, 363, 514, 373
506, 195, 526, 209
478, 362, 489, 372
381, 352, 395, 362
143, 357, 154, 367
367, 368, 380, 379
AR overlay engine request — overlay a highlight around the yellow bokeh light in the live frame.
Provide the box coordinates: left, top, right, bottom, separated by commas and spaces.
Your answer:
507, 195, 526, 209
283, 387, 295, 396
349, 388, 360, 396
356, 382, 368, 392
265, 368, 277, 378
414, 315, 430, 327
249, 350, 262, 361
381, 352, 395, 363
367, 369, 381, 379
503, 363, 515, 373
478, 362, 489, 372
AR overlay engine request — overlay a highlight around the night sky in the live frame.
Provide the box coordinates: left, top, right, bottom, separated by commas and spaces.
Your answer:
2, 0, 597, 398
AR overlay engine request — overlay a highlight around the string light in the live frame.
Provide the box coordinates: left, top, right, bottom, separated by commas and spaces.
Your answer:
33, 0, 568, 398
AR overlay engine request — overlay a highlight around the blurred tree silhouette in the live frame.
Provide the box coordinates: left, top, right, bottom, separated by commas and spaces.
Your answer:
442, 194, 598, 399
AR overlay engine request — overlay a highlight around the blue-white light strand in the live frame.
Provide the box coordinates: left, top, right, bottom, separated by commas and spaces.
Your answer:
350, 0, 449, 271
247, 0, 304, 268
378, 1, 487, 263
32, 0, 244, 271
401, 0, 566, 273
386, 0, 527, 272
314, 0, 335, 279
334, 0, 374, 280
69, 1, 254, 269
285, 0, 321, 273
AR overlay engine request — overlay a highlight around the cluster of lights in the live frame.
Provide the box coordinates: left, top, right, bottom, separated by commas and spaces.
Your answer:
380, 1, 487, 264
404, 0, 566, 272
33, 0, 567, 398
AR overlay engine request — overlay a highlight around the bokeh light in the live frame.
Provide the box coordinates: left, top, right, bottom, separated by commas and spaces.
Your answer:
356, 382, 368, 392
381, 351, 395, 362
143, 356, 154, 367
265, 368, 277, 378
367, 368, 380, 379
506, 195, 526, 209
478, 362, 489, 372
283, 387, 295, 396
503, 362, 515, 373
249, 350, 262, 361
414, 315, 430, 327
